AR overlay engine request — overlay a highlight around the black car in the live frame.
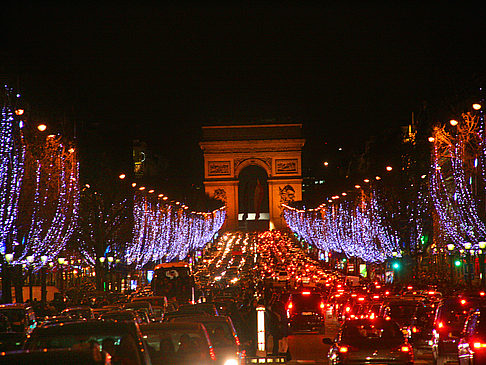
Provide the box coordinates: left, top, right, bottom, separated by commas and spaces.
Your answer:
432, 296, 483, 365
323, 318, 413, 365
458, 306, 486, 365
24, 320, 152, 365
286, 291, 325, 333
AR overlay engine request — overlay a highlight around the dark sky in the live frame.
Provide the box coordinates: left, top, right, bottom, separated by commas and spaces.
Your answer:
1, 2, 485, 185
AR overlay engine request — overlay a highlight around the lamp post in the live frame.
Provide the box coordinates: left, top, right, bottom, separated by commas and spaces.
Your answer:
464, 243, 472, 287
480, 241, 486, 287
40, 255, 48, 306
447, 244, 455, 284
26, 255, 34, 301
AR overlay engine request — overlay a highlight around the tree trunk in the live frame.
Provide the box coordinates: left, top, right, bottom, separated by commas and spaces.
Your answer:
95, 262, 105, 291
1, 259, 12, 304
13, 266, 24, 303
41, 267, 47, 306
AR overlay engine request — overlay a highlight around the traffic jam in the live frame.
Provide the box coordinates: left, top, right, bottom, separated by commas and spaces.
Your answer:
0, 230, 486, 364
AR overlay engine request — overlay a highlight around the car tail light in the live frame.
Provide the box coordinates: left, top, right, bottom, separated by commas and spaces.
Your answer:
320, 302, 325, 309
461, 299, 467, 305
372, 295, 380, 299
302, 291, 311, 295
400, 345, 410, 352
385, 291, 390, 295
437, 321, 444, 329
473, 342, 486, 349
480, 292, 485, 297
358, 297, 365, 301
345, 306, 351, 313
412, 326, 419, 333
209, 346, 216, 360
339, 346, 348, 353
287, 302, 293, 310
369, 312, 375, 320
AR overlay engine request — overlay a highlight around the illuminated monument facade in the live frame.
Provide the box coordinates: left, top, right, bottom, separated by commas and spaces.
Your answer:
200, 123, 305, 230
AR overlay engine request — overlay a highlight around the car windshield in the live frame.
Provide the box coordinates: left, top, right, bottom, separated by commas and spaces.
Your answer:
292, 294, 321, 310
388, 304, 416, 319
142, 328, 207, 364
201, 322, 235, 347
342, 320, 403, 346
0, 309, 24, 323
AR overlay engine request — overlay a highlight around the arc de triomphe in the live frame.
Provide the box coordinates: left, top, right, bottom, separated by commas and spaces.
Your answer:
200, 123, 305, 230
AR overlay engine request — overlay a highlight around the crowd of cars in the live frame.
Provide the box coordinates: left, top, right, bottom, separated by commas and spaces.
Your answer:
1, 230, 486, 364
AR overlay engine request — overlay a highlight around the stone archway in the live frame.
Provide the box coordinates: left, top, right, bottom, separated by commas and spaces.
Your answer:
200, 123, 305, 230
238, 165, 269, 230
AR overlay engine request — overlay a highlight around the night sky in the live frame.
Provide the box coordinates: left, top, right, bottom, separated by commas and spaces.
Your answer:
1, 2, 485, 190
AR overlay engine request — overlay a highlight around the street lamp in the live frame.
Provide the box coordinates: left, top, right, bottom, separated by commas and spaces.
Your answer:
5, 253, 14, 263
37, 124, 47, 132
447, 244, 455, 252
450, 119, 458, 126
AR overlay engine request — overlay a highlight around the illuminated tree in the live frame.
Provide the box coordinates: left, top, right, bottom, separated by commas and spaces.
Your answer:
75, 187, 131, 290
430, 107, 486, 249
284, 187, 401, 263
127, 194, 226, 268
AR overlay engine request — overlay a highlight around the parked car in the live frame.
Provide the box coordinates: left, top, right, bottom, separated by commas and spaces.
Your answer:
323, 318, 413, 365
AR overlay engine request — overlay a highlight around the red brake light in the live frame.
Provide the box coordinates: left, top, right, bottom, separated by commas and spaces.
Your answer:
369, 312, 375, 320
407, 286, 413, 290
385, 291, 390, 295
473, 342, 486, 349
438, 321, 444, 329
412, 326, 419, 333
358, 297, 365, 301
480, 292, 485, 297
287, 302, 293, 310
461, 299, 467, 305
339, 346, 348, 353
372, 295, 380, 299
400, 345, 410, 352
302, 291, 311, 295
320, 302, 325, 309
345, 306, 351, 312
209, 346, 216, 360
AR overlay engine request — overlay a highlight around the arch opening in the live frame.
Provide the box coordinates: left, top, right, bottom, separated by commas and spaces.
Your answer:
238, 164, 269, 230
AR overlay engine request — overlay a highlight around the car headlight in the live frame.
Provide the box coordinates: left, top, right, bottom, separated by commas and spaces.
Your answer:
224, 359, 238, 365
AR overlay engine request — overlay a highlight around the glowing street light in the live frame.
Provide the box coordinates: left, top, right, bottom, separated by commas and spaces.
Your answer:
323, 161, 329, 166
473, 103, 482, 110
363, 179, 370, 183
354, 185, 361, 189
428, 136, 435, 143
15, 109, 24, 116
375, 176, 381, 180
386, 166, 393, 172
118, 173, 126, 179
37, 124, 47, 132
450, 119, 458, 126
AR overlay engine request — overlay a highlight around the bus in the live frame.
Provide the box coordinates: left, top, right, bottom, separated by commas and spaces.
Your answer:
151, 262, 195, 304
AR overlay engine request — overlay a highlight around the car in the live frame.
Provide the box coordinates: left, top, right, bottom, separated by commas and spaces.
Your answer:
169, 315, 243, 365
0, 304, 36, 334
277, 271, 289, 282
432, 296, 483, 365
380, 299, 425, 334
140, 322, 216, 364
124, 301, 155, 319
61, 306, 95, 320
286, 290, 326, 333
178, 303, 219, 316
323, 318, 413, 365
458, 306, 486, 364
100, 309, 145, 324
24, 320, 152, 365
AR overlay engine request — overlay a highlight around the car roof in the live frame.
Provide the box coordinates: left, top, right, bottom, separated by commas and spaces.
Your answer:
140, 322, 206, 331
0, 303, 31, 309
30, 320, 139, 334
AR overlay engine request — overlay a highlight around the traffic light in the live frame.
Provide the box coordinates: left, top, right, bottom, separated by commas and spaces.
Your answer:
454, 260, 462, 267
392, 261, 401, 270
